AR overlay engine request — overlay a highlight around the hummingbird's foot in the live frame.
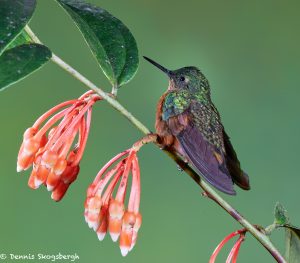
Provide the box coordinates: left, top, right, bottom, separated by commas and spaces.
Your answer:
201, 191, 214, 200
201, 191, 209, 197
107, 93, 117, 99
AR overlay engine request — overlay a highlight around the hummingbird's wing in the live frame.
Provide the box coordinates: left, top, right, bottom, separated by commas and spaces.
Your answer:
207, 103, 250, 190
177, 122, 236, 195
161, 93, 249, 194
169, 100, 249, 195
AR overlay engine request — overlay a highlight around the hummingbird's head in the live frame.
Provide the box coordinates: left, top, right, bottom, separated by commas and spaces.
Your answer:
143, 56, 210, 94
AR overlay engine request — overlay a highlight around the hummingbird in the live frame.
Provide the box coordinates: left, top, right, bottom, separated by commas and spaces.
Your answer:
143, 56, 250, 195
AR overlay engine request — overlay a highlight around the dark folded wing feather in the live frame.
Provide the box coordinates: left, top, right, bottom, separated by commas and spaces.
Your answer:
223, 131, 250, 190
177, 124, 236, 195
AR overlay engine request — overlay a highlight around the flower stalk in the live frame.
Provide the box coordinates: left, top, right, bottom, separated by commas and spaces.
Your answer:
209, 229, 246, 263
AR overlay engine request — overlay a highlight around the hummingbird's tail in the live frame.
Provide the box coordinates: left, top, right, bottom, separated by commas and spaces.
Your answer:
223, 131, 250, 190
236, 171, 250, 190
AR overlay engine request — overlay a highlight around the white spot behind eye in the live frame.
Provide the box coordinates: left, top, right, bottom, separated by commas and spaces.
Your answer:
180, 76, 189, 83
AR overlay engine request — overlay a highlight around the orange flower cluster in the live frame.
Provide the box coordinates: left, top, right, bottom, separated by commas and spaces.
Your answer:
84, 149, 142, 256
17, 91, 100, 201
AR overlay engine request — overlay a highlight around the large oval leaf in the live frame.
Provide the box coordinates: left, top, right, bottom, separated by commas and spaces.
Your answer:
0, 0, 36, 55
271, 203, 300, 262
57, 0, 139, 88
0, 44, 52, 91
285, 226, 300, 263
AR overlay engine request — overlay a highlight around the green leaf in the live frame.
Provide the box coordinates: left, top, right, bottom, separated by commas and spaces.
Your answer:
285, 226, 300, 263
274, 202, 290, 225
0, 0, 36, 55
0, 44, 52, 91
57, 0, 139, 88
5, 30, 33, 51
269, 203, 300, 261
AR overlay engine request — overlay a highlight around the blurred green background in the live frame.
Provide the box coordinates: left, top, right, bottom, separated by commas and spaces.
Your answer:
1, 0, 300, 262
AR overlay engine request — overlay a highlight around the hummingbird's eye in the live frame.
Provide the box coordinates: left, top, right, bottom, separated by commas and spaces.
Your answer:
179, 76, 185, 82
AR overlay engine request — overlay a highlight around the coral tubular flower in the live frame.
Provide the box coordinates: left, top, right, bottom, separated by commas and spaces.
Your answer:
226, 235, 245, 263
85, 149, 142, 257
17, 90, 100, 201
209, 229, 246, 263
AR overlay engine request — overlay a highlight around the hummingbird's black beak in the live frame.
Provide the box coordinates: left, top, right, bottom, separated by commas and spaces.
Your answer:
143, 56, 171, 77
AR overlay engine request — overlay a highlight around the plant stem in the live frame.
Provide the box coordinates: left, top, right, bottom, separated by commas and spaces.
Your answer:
25, 25, 286, 263
25, 26, 149, 135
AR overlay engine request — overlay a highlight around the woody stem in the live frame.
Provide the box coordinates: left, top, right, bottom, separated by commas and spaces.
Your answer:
25, 25, 286, 263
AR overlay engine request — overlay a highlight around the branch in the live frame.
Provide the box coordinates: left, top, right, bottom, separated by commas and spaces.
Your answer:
24, 25, 149, 135
24, 25, 286, 263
